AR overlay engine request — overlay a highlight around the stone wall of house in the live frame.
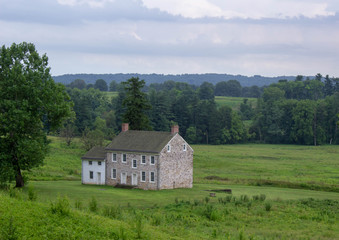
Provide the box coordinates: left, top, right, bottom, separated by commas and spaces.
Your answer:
159, 134, 193, 189
106, 152, 159, 190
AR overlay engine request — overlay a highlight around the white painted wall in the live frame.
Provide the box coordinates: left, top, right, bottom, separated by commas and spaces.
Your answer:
82, 160, 106, 185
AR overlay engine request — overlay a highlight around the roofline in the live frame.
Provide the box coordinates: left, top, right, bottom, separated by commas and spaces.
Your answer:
105, 148, 160, 154
81, 157, 106, 160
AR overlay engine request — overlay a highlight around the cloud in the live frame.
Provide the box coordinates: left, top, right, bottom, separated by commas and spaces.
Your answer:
141, 0, 335, 19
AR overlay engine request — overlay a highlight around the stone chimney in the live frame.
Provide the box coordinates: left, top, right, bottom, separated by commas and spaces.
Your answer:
122, 123, 129, 132
171, 125, 179, 134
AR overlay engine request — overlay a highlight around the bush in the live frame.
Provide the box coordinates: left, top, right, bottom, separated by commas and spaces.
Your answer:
260, 194, 266, 201
89, 196, 98, 212
28, 186, 37, 201
74, 199, 82, 210
265, 202, 272, 212
8, 188, 21, 200
103, 206, 121, 219
50, 195, 70, 216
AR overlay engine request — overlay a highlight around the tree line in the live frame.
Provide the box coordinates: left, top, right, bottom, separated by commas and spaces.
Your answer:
63, 74, 339, 147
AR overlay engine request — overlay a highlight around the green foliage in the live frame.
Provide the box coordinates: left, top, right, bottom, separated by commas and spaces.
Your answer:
28, 185, 37, 201
265, 202, 272, 212
94, 79, 108, 91
1, 217, 18, 240
89, 196, 98, 212
122, 77, 152, 130
0, 42, 72, 187
81, 128, 104, 151
50, 195, 70, 216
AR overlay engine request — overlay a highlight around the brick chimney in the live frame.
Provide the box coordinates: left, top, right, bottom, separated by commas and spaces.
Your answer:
171, 125, 179, 134
122, 123, 129, 132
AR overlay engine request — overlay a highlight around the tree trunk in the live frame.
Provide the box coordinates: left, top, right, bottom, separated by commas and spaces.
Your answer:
13, 159, 24, 188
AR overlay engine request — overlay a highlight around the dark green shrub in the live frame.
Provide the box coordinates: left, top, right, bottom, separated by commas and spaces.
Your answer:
265, 202, 272, 212
204, 196, 210, 204
28, 186, 37, 201
260, 194, 266, 201
8, 188, 21, 200
89, 196, 98, 212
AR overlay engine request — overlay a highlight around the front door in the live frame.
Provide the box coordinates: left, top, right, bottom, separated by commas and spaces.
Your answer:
97, 172, 101, 185
121, 172, 127, 184
132, 173, 138, 185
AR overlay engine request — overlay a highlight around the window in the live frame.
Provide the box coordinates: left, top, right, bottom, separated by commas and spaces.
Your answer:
112, 153, 117, 162
111, 168, 117, 179
122, 154, 127, 163
89, 161, 92, 165
89, 171, 93, 179
167, 145, 171, 152
150, 156, 155, 165
132, 159, 137, 168
150, 172, 155, 183
183, 144, 186, 151
141, 171, 146, 182
98, 161, 102, 166
141, 155, 146, 164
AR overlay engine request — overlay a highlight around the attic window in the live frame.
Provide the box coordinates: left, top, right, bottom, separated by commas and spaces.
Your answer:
167, 145, 171, 152
183, 144, 186, 151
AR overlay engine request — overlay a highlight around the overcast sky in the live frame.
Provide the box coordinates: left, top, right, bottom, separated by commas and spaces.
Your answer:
1, 0, 339, 77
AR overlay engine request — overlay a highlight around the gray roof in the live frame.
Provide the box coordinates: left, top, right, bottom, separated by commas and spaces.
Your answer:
81, 146, 106, 160
105, 130, 175, 153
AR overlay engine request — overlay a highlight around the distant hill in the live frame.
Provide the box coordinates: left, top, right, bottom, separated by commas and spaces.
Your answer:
53, 73, 297, 87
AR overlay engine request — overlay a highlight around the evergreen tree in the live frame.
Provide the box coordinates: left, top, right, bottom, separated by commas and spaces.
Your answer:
122, 77, 151, 130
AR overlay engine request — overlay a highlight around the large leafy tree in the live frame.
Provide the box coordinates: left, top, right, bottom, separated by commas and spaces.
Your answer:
0, 42, 72, 187
122, 77, 151, 130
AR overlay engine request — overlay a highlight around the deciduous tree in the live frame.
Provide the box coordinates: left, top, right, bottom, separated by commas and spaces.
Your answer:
0, 42, 72, 187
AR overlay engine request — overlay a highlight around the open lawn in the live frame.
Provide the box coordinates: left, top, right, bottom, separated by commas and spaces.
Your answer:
6, 136, 338, 239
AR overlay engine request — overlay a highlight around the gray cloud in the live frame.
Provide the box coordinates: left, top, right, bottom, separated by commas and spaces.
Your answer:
0, 0, 338, 76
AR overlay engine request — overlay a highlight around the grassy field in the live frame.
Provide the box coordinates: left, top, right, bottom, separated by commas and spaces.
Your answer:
2, 136, 338, 239
194, 144, 339, 192
215, 96, 257, 110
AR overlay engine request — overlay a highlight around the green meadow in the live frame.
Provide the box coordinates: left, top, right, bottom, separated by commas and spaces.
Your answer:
1, 136, 339, 239
215, 96, 257, 110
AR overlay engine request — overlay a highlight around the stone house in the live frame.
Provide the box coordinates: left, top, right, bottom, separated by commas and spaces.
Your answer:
81, 124, 193, 190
